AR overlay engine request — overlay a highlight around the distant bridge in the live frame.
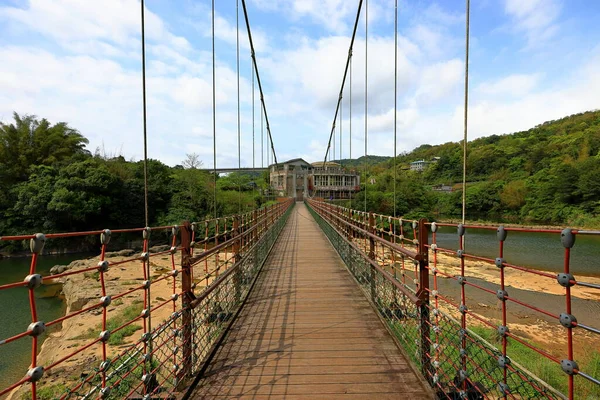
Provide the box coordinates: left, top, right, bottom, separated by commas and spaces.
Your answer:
202, 167, 268, 174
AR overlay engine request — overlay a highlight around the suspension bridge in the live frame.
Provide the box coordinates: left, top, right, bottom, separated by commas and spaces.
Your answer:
1, 0, 599, 399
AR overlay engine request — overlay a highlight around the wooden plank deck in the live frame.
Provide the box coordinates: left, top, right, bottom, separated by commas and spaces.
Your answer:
189, 203, 432, 399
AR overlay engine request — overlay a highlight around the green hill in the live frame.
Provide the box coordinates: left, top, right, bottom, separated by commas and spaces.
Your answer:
334, 155, 391, 169
351, 110, 600, 226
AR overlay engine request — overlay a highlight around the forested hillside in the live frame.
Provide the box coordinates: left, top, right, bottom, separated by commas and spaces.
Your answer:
0, 113, 267, 253
2, 109, 599, 253
336, 155, 391, 168
352, 110, 600, 226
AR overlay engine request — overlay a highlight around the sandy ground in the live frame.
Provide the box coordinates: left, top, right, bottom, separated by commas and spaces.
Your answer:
355, 238, 600, 359
431, 251, 600, 301
7, 249, 233, 400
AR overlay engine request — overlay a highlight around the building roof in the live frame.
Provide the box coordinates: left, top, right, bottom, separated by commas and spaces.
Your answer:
268, 158, 310, 167
311, 161, 341, 167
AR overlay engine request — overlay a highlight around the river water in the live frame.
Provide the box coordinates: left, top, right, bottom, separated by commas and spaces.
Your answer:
0, 254, 83, 392
432, 226, 600, 277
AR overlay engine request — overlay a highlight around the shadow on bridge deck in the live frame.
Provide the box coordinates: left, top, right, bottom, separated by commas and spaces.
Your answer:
188, 203, 432, 399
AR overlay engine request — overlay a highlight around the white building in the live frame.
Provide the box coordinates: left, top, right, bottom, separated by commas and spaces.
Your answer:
269, 159, 360, 201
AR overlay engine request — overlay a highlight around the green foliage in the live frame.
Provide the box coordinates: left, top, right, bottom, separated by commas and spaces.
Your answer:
0, 112, 89, 185
337, 155, 391, 168
0, 113, 273, 252
350, 110, 600, 227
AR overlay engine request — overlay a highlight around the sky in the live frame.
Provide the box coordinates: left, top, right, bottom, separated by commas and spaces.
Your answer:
1, 0, 599, 168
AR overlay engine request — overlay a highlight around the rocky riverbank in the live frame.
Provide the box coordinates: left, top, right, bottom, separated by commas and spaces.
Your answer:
7, 246, 224, 400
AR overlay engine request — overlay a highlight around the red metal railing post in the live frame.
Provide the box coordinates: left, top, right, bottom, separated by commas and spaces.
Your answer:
369, 212, 376, 302
347, 208, 353, 240
417, 218, 431, 380
561, 228, 576, 399
252, 209, 257, 246
233, 216, 241, 303
180, 221, 193, 379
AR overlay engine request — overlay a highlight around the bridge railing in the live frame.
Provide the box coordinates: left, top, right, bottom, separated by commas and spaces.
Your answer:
306, 199, 600, 400
0, 199, 293, 399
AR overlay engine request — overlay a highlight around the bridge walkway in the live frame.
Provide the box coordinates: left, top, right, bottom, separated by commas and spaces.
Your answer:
189, 203, 432, 399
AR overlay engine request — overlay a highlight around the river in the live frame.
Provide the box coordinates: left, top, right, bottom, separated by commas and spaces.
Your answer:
0, 254, 84, 392
432, 226, 600, 277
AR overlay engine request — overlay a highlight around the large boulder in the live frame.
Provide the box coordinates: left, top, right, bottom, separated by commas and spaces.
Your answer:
149, 245, 170, 253
50, 265, 68, 275
105, 249, 136, 258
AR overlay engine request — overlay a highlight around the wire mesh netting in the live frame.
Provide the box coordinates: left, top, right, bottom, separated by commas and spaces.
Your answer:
306, 199, 599, 400
0, 200, 293, 400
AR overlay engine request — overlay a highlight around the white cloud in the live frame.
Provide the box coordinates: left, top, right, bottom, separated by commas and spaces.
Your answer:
476, 73, 541, 97
0, 1, 253, 168
504, 0, 562, 48
0, 0, 190, 53
249, 0, 357, 33
415, 59, 463, 105
0, 0, 597, 171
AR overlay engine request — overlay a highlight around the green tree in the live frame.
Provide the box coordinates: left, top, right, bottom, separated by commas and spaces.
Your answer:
0, 112, 89, 184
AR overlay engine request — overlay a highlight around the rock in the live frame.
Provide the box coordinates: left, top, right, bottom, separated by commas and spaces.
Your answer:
105, 249, 136, 258
62, 280, 95, 312
149, 245, 170, 253
68, 259, 89, 269
50, 265, 69, 275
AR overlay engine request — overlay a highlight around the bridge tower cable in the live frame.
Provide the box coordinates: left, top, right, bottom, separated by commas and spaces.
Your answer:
460, 0, 471, 396
339, 96, 342, 161
364, 0, 368, 213
350, 55, 352, 208
241, 0, 278, 168
237, 0, 242, 213
322, 0, 364, 165
139, 0, 154, 377
461, 0, 470, 227
261, 100, 264, 168
212, 0, 217, 218
350, 55, 352, 162
393, 0, 398, 219
252, 57, 256, 196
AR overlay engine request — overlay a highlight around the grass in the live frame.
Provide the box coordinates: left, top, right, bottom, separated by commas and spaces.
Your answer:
20, 383, 67, 400
385, 316, 600, 399
72, 303, 143, 345
470, 325, 600, 399
83, 271, 100, 281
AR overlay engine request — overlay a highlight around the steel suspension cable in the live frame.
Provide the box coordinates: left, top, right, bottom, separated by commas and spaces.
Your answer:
364, 0, 368, 213
350, 54, 352, 209
393, 0, 398, 219
139, 0, 153, 364
350, 55, 352, 161
237, 0, 242, 213
340, 89, 343, 161
252, 58, 255, 195
140, 1, 149, 230
241, 0, 278, 166
332, 115, 336, 161
322, 0, 364, 164
462, 0, 470, 225
212, 0, 217, 218
261, 102, 264, 168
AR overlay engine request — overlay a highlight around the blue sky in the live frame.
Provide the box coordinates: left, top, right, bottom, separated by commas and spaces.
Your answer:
1, 0, 599, 168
